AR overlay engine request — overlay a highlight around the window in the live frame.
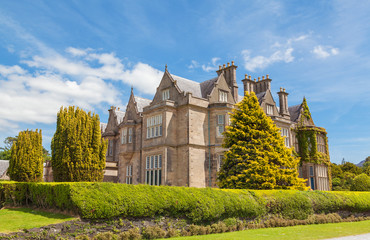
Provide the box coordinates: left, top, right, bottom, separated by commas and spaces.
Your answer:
147, 115, 163, 139
216, 115, 225, 137
108, 140, 113, 156
219, 90, 228, 102
121, 128, 127, 144
126, 165, 133, 184
128, 128, 133, 143
281, 128, 290, 147
162, 89, 170, 100
309, 166, 314, 176
266, 104, 274, 115
145, 155, 162, 186
217, 155, 224, 171
316, 135, 326, 153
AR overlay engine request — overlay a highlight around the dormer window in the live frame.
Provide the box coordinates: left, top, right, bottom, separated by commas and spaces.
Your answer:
162, 89, 170, 100
219, 90, 228, 102
267, 104, 274, 115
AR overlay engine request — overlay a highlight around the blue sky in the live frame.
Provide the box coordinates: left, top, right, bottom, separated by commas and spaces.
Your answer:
0, 0, 369, 164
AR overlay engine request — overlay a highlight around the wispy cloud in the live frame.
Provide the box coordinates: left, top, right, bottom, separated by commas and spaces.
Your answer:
188, 60, 199, 69
312, 45, 339, 59
202, 57, 220, 72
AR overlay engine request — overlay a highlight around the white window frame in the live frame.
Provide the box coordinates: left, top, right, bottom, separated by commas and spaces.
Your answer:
281, 128, 290, 147
121, 128, 127, 144
128, 128, 133, 143
146, 114, 163, 139
126, 165, 133, 184
266, 104, 274, 115
219, 90, 228, 102
162, 89, 170, 100
216, 114, 225, 137
145, 155, 162, 186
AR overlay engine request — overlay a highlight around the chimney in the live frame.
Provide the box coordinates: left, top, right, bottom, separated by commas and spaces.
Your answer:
277, 88, 290, 117
216, 61, 238, 102
242, 74, 255, 95
255, 75, 271, 94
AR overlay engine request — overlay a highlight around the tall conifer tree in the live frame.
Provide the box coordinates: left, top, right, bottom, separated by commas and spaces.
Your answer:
217, 92, 306, 190
51, 106, 107, 182
8, 129, 43, 182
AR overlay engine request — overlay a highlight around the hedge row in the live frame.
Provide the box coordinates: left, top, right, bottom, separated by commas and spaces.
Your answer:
1, 182, 369, 223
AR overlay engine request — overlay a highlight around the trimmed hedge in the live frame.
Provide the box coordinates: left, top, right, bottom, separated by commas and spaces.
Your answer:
1, 182, 369, 223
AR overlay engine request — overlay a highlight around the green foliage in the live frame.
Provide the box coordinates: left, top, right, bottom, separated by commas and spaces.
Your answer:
0, 137, 17, 160
7, 130, 44, 182
51, 106, 107, 182
341, 162, 362, 175
218, 91, 306, 190
350, 174, 370, 191
1, 182, 370, 223
332, 162, 366, 191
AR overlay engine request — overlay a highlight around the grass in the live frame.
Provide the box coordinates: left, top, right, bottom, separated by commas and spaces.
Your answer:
167, 220, 370, 240
0, 208, 76, 233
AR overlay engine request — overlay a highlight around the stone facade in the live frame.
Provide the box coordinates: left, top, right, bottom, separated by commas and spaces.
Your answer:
102, 62, 331, 190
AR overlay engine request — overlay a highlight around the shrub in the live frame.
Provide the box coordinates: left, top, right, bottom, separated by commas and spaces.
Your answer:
350, 174, 370, 191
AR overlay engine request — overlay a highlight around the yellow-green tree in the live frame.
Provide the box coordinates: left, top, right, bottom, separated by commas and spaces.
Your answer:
217, 92, 306, 190
51, 106, 107, 182
8, 129, 43, 182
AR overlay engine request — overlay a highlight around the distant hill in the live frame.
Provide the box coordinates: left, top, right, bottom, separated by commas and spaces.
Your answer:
356, 160, 365, 167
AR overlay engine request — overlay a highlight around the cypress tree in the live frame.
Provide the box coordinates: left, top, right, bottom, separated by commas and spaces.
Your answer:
8, 129, 44, 182
217, 92, 307, 190
51, 106, 107, 182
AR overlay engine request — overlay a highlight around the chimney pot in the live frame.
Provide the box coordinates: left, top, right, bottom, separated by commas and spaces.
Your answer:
280, 87, 282, 91
283, 88, 286, 92
245, 74, 248, 79
223, 64, 226, 68
249, 75, 251, 79
267, 74, 269, 79
258, 77, 260, 81
231, 61, 234, 65
227, 62, 230, 67
254, 78, 256, 82
262, 76, 265, 80
219, 65, 221, 70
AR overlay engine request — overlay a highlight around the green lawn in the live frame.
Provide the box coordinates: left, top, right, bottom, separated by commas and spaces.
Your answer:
167, 220, 370, 240
0, 208, 76, 233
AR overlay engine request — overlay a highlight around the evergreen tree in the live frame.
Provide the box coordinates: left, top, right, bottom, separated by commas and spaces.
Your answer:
51, 106, 107, 182
7, 130, 43, 182
217, 92, 306, 190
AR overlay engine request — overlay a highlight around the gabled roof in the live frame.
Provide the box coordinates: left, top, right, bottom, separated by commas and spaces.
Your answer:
115, 110, 125, 124
171, 74, 203, 98
134, 96, 151, 112
256, 91, 266, 104
0, 160, 9, 177
288, 104, 302, 122
200, 77, 218, 98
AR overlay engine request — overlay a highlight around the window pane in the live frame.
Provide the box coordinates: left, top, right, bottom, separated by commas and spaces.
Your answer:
155, 155, 158, 168
159, 155, 162, 168
159, 170, 162, 185
155, 170, 158, 185
151, 156, 154, 168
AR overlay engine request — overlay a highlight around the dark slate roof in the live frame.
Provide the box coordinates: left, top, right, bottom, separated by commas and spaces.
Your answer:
0, 160, 9, 177
100, 122, 107, 133
115, 110, 125, 124
200, 77, 218, 98
288, 104, 302, 122
256, 91, 266, 104
134, 96, 152, 112
171, 74, 202, 98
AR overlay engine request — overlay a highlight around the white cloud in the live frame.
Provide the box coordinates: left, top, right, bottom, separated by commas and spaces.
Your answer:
241, 35, 307, 72
188, 60, 199, 69
0, 47, 164, 129
242, 48, 294, 72
312, 45, 339, 59
202, 57, 220, 72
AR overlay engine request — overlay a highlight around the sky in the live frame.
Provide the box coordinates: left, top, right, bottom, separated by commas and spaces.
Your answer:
0, 0, 369, 164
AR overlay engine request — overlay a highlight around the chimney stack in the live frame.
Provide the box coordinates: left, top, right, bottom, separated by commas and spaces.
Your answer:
216, 61, 238, 102
277, 88, 290, 117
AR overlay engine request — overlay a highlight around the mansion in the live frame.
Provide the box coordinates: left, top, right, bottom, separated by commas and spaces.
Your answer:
101, 62, 330, 190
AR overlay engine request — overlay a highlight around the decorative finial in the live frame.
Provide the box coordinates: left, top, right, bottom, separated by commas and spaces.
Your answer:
165, 64, 167, 71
